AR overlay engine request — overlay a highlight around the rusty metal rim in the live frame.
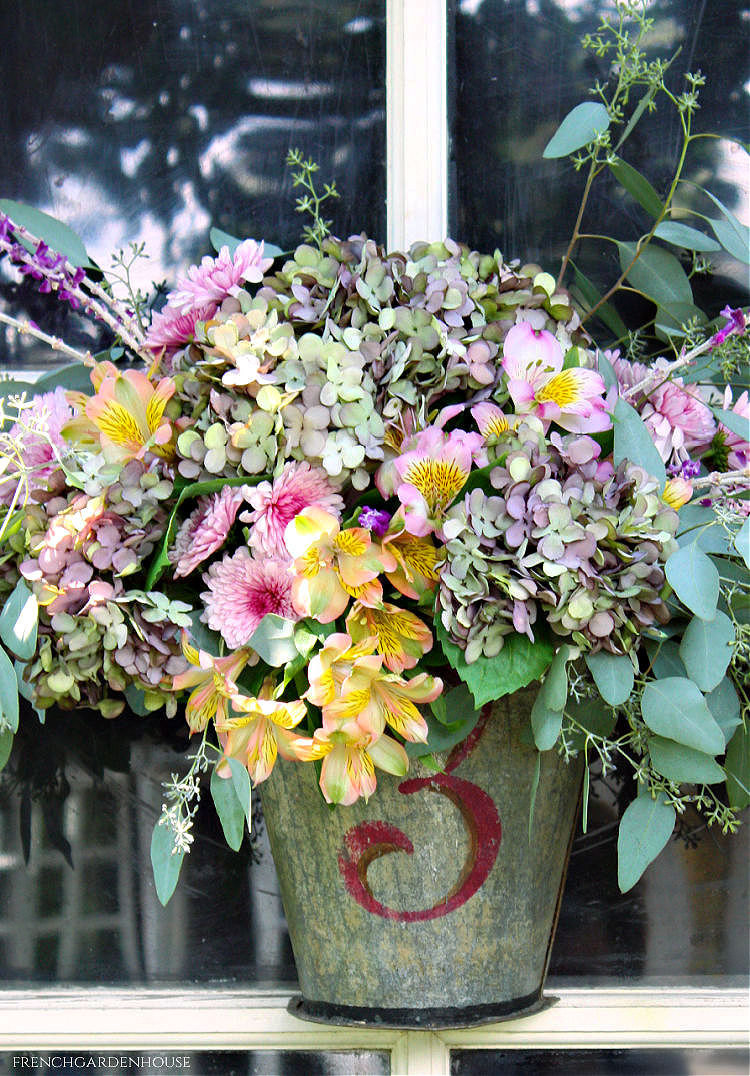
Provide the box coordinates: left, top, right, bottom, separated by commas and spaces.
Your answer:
287, 990, 557, 1029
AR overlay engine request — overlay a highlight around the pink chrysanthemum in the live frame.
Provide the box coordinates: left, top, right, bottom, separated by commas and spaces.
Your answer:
242, 462, 344, 557
201, 550, 296, 649
613, 356, 716, 463
0, 387, 73, 504
166, 240, 274, 315
721, 387, 749, 472
170, 485, 247, 578
145, 302, 216, 355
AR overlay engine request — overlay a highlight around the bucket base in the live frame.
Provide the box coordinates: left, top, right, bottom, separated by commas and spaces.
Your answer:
288, 990, 556, 1029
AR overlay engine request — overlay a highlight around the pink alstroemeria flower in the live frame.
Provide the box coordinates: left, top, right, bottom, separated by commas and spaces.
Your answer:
502, 323, 611, 434
391, 425, 482, 538
170, 632, 251, 733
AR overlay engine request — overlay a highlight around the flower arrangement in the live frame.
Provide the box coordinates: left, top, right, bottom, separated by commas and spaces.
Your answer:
0, 2, 747, 906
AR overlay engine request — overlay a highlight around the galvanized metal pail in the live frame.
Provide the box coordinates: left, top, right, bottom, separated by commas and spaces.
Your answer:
260, 688, 583, 1029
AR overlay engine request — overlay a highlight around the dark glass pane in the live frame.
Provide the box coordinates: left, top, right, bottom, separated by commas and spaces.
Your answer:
452, 0, 749, 321
450, 1048, 750, 1076
0, 1053, 390, 1076
0, 0, 386, 370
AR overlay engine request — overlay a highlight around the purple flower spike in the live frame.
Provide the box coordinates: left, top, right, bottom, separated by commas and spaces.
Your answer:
359, 506, 391, 537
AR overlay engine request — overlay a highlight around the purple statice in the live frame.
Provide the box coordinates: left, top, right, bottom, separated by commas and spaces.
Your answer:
709, 306, 747, 349
667, 458, 701, 480
0, 216, 86, 309
358, 506, 392, 537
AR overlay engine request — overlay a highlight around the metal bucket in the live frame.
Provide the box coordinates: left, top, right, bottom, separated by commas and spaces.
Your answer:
260, 688, 583, 1029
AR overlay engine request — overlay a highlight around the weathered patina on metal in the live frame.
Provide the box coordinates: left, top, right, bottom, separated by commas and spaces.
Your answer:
260, 687, 583, 1028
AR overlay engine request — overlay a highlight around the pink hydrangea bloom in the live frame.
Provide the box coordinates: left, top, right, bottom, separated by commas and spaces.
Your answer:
166, 240, 274, 315
613, 356, 716, 463
201, 550, 296, 649
145, 302, 216, 355
721, 387, 749, 472
170, 485, 247, 578
0, 387, 73, 504
242, 462, 344, 557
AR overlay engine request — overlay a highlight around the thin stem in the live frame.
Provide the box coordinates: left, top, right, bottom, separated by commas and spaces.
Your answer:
557, 161, 600, 289
0, 310, 93, 364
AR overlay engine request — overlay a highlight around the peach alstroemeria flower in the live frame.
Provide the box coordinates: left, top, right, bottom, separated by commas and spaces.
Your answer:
171, 632, 251, 733
346, 601, 433, 673
662, 476, 693, 510
66, 364, 176, 465
502, 322, 611, 434
216, 680, 314, 785
305, 632, 383, 709
312, 718, 409, 805
285, 506, 393, 622
382, 525, 443, 600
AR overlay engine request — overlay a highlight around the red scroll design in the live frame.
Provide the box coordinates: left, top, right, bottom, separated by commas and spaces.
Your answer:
337, 707, 502, 921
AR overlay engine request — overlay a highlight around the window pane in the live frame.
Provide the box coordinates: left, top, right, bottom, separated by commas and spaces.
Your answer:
0, 0, 385, 370
451, 0, 748, 309
450, 1048, 750, 1075
1, 1053, 391, 1076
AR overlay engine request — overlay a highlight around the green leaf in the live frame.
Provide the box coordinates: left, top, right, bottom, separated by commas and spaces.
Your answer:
676, 503, 730, 555
725, 723, 750, 810
654, 302, 708, 342
715, 407, 749, 442
124, 684, 151, 716
584, 651, 634, 705
249, 614, 298, 667
405, 684, 481, 759
617, 792, 675, 892
226, 757, 253, 831
648, 736, 725, 785
0, 727, 13, 772
581, 762, 590, 834
646, 640, 686, 680
531, 694, 563, 751
679, 611, 734, 692
209, 226, 282, 260
705, 677, 742, 746
436, 622, 554, 709
150, 821, 185, 906
528, 752, 541, 841
609, 159, 664, 218
0, 199, 93, 268
665, 543, 719, 620
0, 643, 19, 734
641, 677, 725, 756
734, 518, 749, 569
566, 696, 617, 740
616, 241, 693, 309
210, 767, 246, 851
698, 187, 750, 264
612, 397, 667, 488
572, 266, 629, 339
597, 350, 618, 391
0, 579, 38, 661
543, 102, 610, 158
33, 363, 95, 396
653, 221, 720, 252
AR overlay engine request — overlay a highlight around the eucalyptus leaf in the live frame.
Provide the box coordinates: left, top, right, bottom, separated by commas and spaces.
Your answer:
210, 767, 246, 851
616, 241, 693, 308
584, 651, 634, 705
715, 407, 749, 442
566, 696, 617, 740
226, 757, 253, 830
705, 678, 741, 746
725, 723, 750, 810
249, 614, 299, 667
709, 218, 750, 264
150, 821, 185, 906
0, 199, 93, 268
648, 736, 725, 785
0, 727, 12, 771
676, 503, 730, 554
572, 266, 628, 339
679, 611, 734, 692
124, 684, 150, 716
436, 622, 553, 708
641, 677, 725, 756
33, 363, 96, 396
612, 397, 666, 487
543, 102, 610, 158
617, 792, 675, 893
734, 517, 749, 569
665, 543, 719, 621
0, 579, 38, 661
597, 350, 618, 391
609, 159, 664, 217
531, 694, 563, 751
0, 644, 19, 734
209, 226, 282, 259
653, 221, 720, 252
646, 640, 686, 680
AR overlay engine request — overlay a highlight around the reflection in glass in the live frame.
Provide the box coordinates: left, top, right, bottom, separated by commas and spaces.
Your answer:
0, 708, 747, 985
0, 0, 386, 369
0, 1055, 390, 1076
449, 1048, 750, 1075
452, 0, 749, 315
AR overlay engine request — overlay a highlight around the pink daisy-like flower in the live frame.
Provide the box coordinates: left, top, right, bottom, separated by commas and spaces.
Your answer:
201, 550, 297, 649
145, 302, 216, 356
170, 485, 247, 578
721, 387, 749, 472
166, 240, 274, 315
0, 387, 73, 504
613, 356, 716, 464
242, 462, 344, 557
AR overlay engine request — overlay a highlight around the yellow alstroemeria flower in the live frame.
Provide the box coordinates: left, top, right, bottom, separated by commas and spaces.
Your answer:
382, 526, 444, 601
346, 600, 433, 673
171, 632, 251, 733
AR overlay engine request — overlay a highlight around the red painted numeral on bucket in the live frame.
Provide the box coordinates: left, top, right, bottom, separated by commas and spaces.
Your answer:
338, 708, 502, 920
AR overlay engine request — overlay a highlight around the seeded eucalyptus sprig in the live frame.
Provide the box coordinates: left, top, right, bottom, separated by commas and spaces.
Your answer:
286, 147, 340, 248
